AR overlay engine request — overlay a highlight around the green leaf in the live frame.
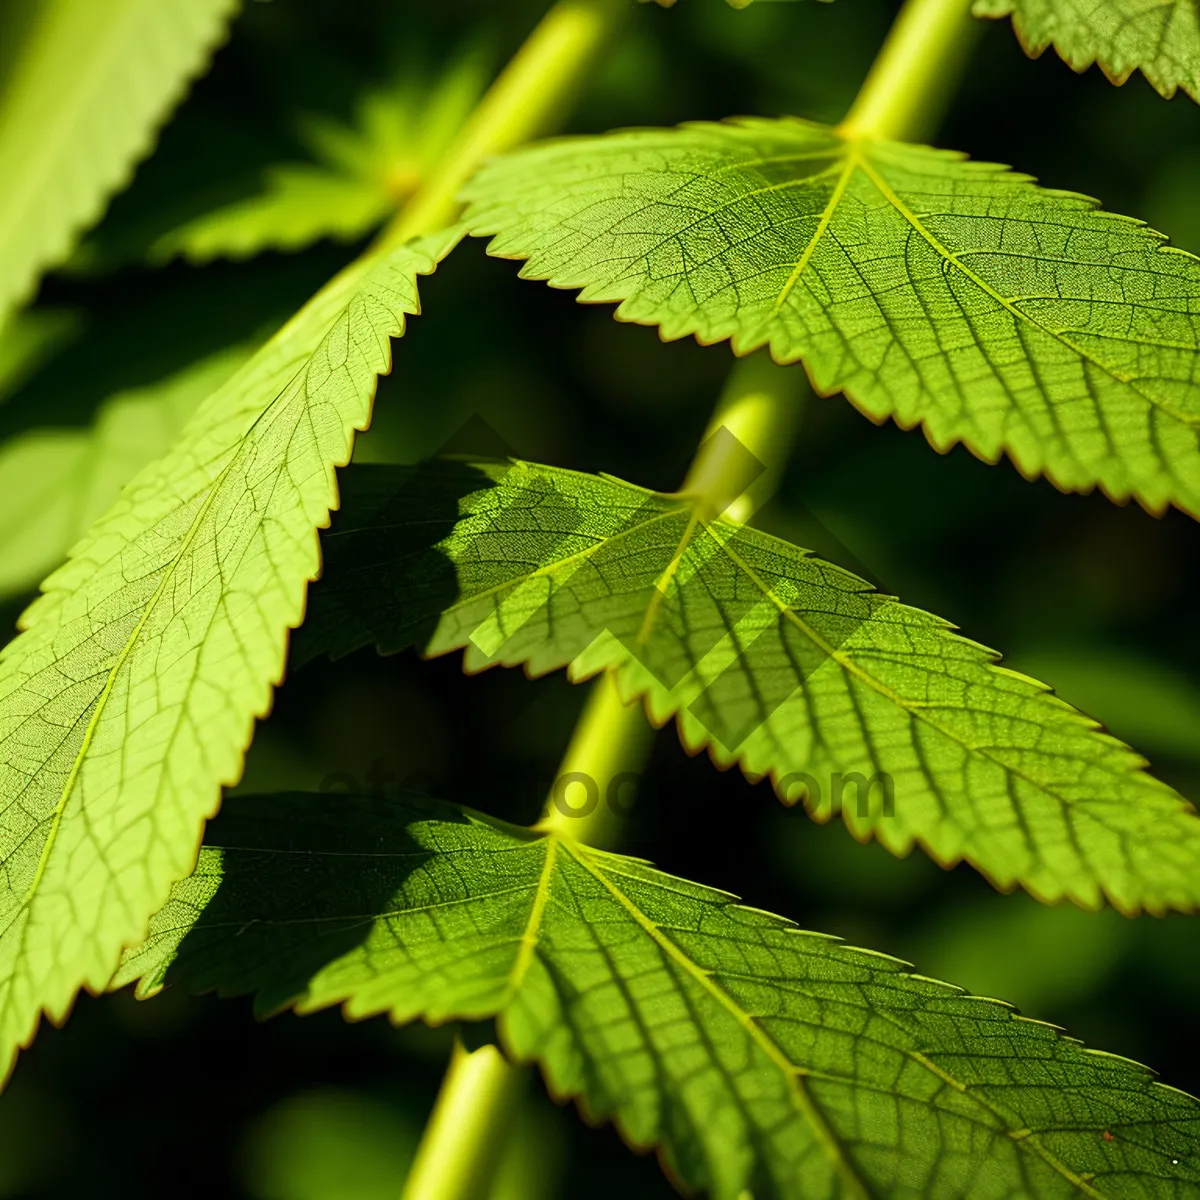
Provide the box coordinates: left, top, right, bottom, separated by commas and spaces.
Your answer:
294, 458, 1200, 914
149, 167, 394, 265
975, 0, 1200, 101
116, 790, 1200, 1200
152, 51, 487, 265
0, 308, 81, 405
0, 226, 463, 1085
463, 118, 1200, 519
0, 344, 251, 599
0, 0, 240, 323
1006, 644, 1200, 764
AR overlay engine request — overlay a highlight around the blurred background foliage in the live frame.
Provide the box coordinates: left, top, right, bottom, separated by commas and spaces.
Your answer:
1, 0, 1198, 1195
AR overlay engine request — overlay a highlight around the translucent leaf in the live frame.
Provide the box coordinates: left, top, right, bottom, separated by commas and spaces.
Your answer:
463, 118, 1200, 519
0, 345, 251, 600
295, 459, 1200, 914
975, 0, 1200, 101
0, 0, 239, 323
116, 791, 1200, 1200
0, 226, 463, 1084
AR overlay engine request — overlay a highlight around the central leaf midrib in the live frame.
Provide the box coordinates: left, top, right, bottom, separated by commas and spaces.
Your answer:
574, 847, 1108, 1198
5, 302, 345, 993
852, 149, 1194, 426
710, 526, 1134, 862
559, 837, 874, 1200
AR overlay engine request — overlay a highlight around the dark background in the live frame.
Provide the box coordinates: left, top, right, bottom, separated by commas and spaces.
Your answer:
2, 0, 1199, 1196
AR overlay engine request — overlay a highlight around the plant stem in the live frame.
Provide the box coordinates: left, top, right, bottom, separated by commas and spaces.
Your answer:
378, 0, 628, 249
535, 670, 654, 848
837, 0, 980, 143
401, 354, 805, 1200
680, 349, 807, 525
401, 1040, 525, 1200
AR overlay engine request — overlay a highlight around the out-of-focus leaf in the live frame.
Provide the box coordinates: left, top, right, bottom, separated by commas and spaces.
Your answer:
153, 52, 487, 264
0, 345, 251, 599
118, 791, 1200, 1200
151, 168, 391, 264
1008, 645, 1200, 762
914, 894, 1133, 1013
0, 0, 239, 322
0, 310, 80, 405
241, 1089, 418, 1200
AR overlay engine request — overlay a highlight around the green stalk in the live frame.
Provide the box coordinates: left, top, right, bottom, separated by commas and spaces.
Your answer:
397, 6, 628, 1199
379, 0, 627, 249
837, 0, 980, 143
535, 670, 654, 847
400, 355, 804, 1200
401, 1040, 525, 1200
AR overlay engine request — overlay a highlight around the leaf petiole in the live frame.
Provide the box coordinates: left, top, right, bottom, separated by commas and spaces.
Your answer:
837, 0, 980, 143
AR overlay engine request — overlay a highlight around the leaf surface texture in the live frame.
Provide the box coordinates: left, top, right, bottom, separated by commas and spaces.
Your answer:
975, 0, 1200, 100
296, 459, 1200, 914
0, 227, 462, 1083
118, 791, 1200, 1200
0, 0, 239, 322
464, 119, 1200, 518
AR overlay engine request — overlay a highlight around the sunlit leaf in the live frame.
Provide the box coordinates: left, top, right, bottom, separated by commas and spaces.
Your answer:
0, 226, 463, 1085
464, 118, 1200, 519
294, 458, 1200, 914
0, 0, 239, 323
976, 0, 1200, 101
117, 791, 1200, 1200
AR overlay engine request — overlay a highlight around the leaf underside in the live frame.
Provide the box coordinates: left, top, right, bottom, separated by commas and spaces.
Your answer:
116, 791, 1200, 1200
294, 458, 1200, 916
0, 0, 239, 324
0, 226, 463, 1085
463, 117, 1200, 520
974, 0, 1200, 102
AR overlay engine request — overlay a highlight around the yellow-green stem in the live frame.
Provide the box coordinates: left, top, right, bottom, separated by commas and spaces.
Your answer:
401, 354, 804, 1200
401, 1040, 525, 1200
396, 6, 629, 1198
838, 0, 980, 143
378, 0, 627, 249
535, 670, 654, 847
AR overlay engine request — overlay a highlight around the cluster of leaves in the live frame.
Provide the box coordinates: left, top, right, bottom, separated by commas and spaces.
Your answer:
1, 0, 1200, 1196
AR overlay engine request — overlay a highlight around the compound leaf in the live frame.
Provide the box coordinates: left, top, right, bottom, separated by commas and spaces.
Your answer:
0, 344, 251, 599
0, 0, 239, 324
0, 226, 462, 1085
295, 458, 1200, 915
975, 0, 1200, 101
464, 118, 1200, 519
116, 790, 1200, 1200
